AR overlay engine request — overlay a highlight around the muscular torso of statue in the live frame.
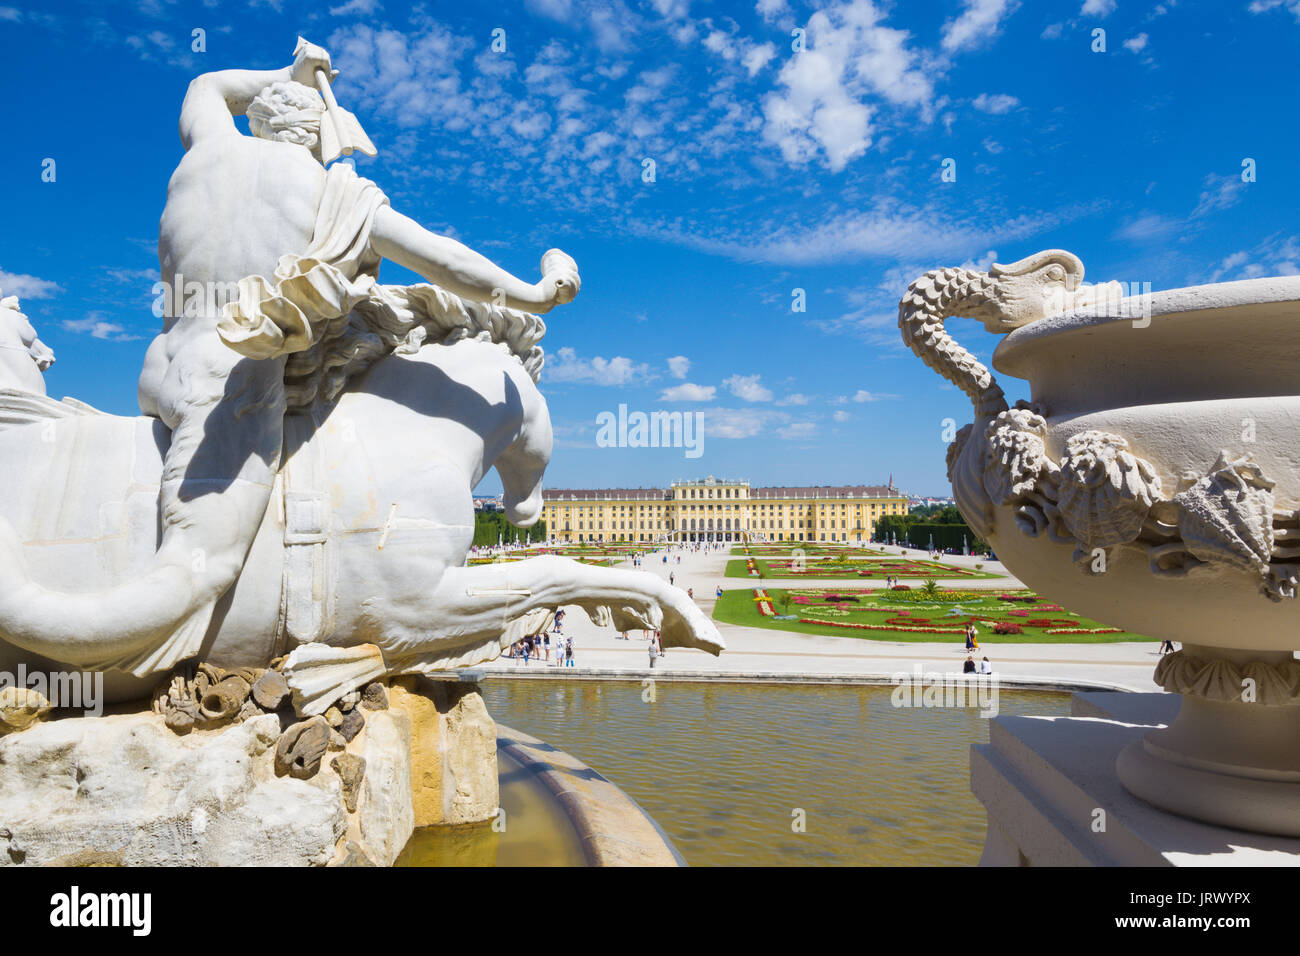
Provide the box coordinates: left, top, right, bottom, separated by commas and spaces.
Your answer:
139, 137, 325, 417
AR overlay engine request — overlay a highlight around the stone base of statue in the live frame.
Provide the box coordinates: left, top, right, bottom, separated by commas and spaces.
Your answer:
0, 675, 497, 867
972, 691, 1300, 865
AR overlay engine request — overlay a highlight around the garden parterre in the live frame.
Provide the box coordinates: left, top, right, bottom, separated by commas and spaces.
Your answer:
714, 587, 1145, 643
725, 556, 999, 579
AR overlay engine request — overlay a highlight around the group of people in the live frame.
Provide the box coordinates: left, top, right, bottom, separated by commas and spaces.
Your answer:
507, 608, 575, 667
963, 621, 993, 673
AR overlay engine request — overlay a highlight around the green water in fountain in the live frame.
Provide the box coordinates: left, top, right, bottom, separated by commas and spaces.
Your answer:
480, 681, 1070, 866
395, 749, 587, 866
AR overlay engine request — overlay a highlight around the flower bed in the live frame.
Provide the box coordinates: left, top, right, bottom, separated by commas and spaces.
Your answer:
714, 584, 1141, 643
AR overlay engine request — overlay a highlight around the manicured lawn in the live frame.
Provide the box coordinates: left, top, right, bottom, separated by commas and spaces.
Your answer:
724, 557, 1000, 579
711, 587, 1147, 644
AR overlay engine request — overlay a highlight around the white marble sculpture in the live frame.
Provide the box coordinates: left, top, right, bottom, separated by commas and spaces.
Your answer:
0, 292, 55, 397
902, 250, 1300, 837
0, 38, 723, 707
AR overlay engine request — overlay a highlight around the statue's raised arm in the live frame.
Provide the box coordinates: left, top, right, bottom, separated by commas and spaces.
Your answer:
177, 40, 334, 149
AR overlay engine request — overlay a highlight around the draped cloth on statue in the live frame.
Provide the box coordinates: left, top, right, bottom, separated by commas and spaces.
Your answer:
217, 162, 546, 412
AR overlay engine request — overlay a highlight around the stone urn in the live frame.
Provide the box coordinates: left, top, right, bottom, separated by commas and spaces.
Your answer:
901, 249, 1300, 836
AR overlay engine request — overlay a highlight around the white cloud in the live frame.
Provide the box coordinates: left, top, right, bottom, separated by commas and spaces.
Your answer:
0, 269, 61, 299
1249, 0, 1300, 21
742, 42, 777, 76
703, 407, 777, 438
1207, 235, 1300, 283
0, 7, 21, 20
1191, 173, 1246, 219
329, 0, 380, 14
61, 314, 141, 341
761, 0, 934, 172
1115, 213, 1177, 241
660, 382, 716, 401
777, 421, 816, 439
544, 346, 653, 385
723, 373, 774, 402
649, 197, 1094, 267
1080, 0, 1117, 16
833, 409, 851, 422
1041, 22, 1064, 38
777, 393, 810, 405
941, 0, 1019, 53
1122, 32, 1148, 53
756, 0, 789, 20
972, 92, 1018, 114
982, 137, 1003, 154
667, 355, 691, 378
852, 389, 899, 402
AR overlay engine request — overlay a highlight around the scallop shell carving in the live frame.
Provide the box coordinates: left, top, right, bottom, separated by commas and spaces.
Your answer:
1056, 430, 1162, 553
983, 403, 1056, 505
1173, 452, 1275, 578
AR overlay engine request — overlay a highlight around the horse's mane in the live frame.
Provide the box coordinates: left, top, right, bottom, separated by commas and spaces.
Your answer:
281, 279, 546, 412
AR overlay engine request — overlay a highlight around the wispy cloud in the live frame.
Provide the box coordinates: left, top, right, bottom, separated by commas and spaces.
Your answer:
61, 313, 142, 341
0, 269, 61, 299
941, 0, 1020, 53
660, 382, 716, 401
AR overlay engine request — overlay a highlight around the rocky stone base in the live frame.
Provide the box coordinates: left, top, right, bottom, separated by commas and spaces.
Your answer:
389, 675, 498, 827
0, 674, 499, 866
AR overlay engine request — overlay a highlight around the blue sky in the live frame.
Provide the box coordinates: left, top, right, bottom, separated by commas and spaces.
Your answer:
2, 0, 1298, 497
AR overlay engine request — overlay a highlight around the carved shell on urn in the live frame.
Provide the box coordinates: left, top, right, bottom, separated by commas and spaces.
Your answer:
1056, 431, 1162, 565
1174, 452, 1275, 578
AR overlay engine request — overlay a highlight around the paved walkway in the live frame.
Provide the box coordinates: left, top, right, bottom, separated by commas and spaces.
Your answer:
479, 544, 1165, 693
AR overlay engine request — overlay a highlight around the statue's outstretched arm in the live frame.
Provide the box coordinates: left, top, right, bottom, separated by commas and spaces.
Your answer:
370, 206, 580, 314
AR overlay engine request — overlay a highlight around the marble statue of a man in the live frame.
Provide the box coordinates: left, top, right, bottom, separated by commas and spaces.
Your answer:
65, 38, 581, 672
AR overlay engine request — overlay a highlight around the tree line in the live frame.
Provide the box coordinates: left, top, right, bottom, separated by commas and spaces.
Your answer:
874, 504, 988, 553
473, 509, 547, 547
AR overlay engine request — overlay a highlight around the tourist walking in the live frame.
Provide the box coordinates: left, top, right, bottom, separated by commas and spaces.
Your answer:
648, 636, 658, 668
564, 636, 575, 667
669, 572, 675, 586
1161, 638, 1176, 655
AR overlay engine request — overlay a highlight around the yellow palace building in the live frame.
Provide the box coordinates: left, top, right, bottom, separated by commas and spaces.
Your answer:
540, 475, 909, 545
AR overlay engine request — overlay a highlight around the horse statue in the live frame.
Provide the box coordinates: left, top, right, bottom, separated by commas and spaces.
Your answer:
0, 313, 724, 708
